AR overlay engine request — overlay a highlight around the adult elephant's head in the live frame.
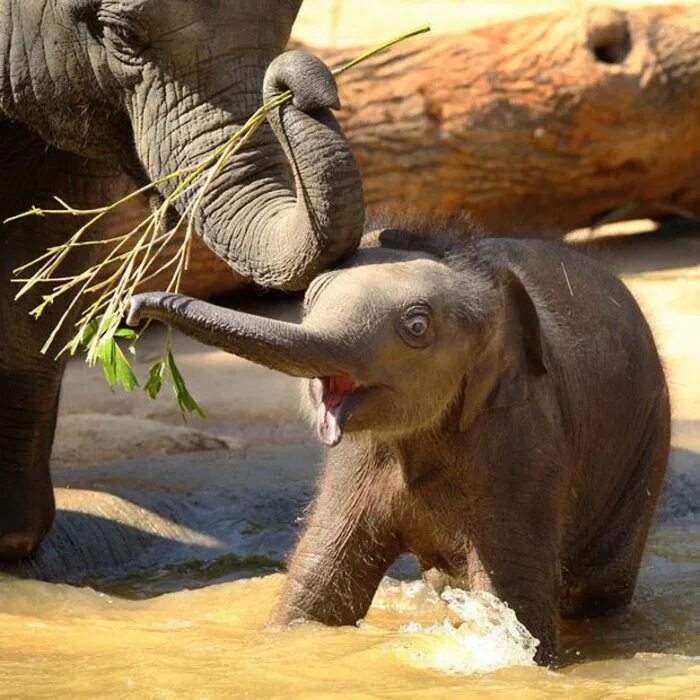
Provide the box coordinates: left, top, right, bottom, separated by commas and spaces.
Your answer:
0, 0, 364, 290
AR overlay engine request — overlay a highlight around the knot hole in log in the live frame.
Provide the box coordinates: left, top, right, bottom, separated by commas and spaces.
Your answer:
587, 9, 632, 65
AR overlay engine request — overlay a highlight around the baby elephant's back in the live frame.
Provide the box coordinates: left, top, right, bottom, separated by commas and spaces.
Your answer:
479, 236, 666, 404
477, 238, 670, 528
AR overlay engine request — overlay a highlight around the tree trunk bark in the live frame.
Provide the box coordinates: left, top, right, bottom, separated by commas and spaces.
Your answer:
329, 3, 700, 234
130, 4, 700, 297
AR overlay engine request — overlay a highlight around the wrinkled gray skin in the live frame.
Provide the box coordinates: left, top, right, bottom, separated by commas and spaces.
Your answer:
129, 223, 671, 665
0, 0, 364, 557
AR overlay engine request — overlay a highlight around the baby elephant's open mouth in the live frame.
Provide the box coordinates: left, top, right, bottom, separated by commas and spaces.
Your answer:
316, 375, 365, 447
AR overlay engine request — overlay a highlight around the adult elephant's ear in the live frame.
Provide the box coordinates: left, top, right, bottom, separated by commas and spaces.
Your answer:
460, 266, 548, 429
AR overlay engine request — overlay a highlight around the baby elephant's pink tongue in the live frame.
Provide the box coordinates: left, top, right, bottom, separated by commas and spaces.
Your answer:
316, 375, 355, 447
317, 402, 343, 447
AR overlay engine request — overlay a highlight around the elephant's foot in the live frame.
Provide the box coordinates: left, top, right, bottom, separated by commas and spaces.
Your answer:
0, 459, 56, 559
0, 480, 55, 559
0, 516, 54, 559
0, 375, 59, 560
0, 531, 45, 559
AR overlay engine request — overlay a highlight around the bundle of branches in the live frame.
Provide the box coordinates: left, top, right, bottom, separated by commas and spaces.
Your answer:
7, 25, 430, 417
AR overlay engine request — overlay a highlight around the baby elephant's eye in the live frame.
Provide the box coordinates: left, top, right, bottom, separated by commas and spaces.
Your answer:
407, 316, 429, 336
399, 306, 433, 348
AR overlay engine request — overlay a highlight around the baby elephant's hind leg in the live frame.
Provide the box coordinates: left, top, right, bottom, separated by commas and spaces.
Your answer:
561, 405, 670, 619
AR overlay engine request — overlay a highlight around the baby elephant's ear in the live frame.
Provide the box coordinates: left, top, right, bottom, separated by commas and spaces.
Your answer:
459, 267, 548, 430
488, 267, 548, 408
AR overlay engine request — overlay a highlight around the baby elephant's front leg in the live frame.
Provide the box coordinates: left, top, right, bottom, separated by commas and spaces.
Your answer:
272, 462, 401, 626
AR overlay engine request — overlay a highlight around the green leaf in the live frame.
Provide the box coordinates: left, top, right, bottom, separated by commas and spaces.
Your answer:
97, 337, 139, 393
114, 326, 139, 356
144, 360, 166, 401
80, 317, 101, 348
166, 349, 206, 419
98, 338, 118, 388
113, 342, 139, 393
79, 316, 140, 393
114, 327, 138, 340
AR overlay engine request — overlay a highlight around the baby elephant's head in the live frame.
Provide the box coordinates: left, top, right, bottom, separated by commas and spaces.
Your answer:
128, 239, 547, 446
297, 247, 502, 445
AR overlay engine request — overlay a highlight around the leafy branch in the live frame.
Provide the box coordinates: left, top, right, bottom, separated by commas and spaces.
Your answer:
5, 24, 430, 418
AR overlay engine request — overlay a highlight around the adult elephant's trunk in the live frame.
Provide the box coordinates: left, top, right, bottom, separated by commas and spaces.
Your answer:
131, 42, 364, 292
128, 292, 347, 379
2, 2, 364, 291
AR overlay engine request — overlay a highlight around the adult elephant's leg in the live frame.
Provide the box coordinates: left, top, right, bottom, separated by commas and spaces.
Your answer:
271, 447, 402, 626
0, 244, 67, 558
0, 126, 132, 558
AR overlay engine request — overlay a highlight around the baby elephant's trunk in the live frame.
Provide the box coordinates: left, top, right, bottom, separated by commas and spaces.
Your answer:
127, 292, 345, 379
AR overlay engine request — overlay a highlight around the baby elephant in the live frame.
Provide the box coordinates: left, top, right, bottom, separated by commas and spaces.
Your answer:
128, 223, 670, 664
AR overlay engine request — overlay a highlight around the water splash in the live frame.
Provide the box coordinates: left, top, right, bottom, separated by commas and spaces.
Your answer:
372, 579, 538, 674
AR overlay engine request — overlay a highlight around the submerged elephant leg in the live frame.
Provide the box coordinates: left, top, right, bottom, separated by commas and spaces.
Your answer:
272, 447, 402, 626
421, 567, 464, 594
466, 531, 562, 666
273, 515, 402, 627
455, 452, 564, 664
419, 532, 560, 665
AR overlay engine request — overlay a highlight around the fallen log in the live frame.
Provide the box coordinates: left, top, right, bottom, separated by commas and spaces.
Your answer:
128, 4, 700, 297
326, 4, 700, 235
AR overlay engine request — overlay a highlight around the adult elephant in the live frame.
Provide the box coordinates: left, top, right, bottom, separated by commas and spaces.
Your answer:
0, 0, 364, 558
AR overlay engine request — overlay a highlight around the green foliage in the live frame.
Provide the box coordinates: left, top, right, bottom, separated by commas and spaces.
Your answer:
144, 359, 167, 401
98, 337, 140, 393
142, 351, 206, 419
76, 313, 205, 417
167, 349, 206, 419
